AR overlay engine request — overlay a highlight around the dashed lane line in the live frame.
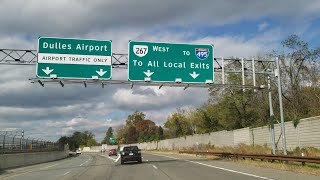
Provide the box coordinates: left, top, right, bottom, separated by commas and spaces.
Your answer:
63, 171, 70, 176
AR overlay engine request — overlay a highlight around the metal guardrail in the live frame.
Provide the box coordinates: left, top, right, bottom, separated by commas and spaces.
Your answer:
0, 134, 64, 154
179, 151, 320, 165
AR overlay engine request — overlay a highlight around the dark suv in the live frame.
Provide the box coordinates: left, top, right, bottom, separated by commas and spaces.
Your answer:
120, 146, 142, 164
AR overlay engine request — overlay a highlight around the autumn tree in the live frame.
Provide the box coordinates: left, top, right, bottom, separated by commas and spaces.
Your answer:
273, 35, 320, 125
126, 126, 137, 144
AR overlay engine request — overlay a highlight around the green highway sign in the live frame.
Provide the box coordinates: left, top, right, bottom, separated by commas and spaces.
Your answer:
128, 41, 214, 84
36, 37, 112, 80
109, 137, 116, 144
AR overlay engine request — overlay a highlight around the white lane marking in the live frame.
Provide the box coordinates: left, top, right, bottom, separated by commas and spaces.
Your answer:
185, 160, 274, 180
152, 165, 158, 169
100, 154, 120, 162
85, 161, 88, 163
39, 163, 59, 170
63, 171, 70, 176
146, 160, 149, 162
149, 153, 274, 180
80, 164, 83, 166
115, 155, 121, 162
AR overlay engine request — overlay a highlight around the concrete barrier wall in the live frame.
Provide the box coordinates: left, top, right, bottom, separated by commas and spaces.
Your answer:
0, 150, 69, 169
128, 116, 320, 151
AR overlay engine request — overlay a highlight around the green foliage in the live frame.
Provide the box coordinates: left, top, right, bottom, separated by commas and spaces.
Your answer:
164, 111, 193, 138
87, 138, 98, 147
126, 111, 145, 127
57, 131, 98, 151
158, 126, 164, 140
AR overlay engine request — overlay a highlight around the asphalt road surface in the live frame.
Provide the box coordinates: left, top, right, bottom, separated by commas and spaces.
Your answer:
0, 152, 319, 180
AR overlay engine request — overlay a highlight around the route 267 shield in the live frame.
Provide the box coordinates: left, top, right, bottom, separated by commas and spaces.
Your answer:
133, 45, 148, 57
195, 48, 209, 60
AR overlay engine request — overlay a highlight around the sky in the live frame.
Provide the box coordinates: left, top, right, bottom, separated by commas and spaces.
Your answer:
1, 0, 320, 142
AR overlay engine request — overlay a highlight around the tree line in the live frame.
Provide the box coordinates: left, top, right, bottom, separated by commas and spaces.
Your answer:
57, 131, 98, 151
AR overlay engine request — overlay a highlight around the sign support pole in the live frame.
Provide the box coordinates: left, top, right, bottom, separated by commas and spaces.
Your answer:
276, 57, 287, 155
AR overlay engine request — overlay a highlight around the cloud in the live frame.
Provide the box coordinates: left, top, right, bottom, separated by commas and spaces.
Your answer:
258, 22, 269, 31
0, 0, 320, 36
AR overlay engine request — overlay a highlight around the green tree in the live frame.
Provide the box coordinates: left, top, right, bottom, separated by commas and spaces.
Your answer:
126, 111, 145, 127
158, 126, 164, 140
102, 127, 114, 145
164, 112, 193, 137
87, 138, 98, 147
57, 136, 68, 144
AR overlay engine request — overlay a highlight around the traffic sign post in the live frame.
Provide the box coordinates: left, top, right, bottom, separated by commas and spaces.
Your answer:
128, 41, 214, 84
36, 37, 112, 80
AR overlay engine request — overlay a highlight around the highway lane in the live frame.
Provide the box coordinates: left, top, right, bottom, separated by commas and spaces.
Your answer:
0, 152, 319, 180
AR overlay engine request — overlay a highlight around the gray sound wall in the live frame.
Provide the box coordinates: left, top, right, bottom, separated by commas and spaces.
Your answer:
131, 116, 320, 151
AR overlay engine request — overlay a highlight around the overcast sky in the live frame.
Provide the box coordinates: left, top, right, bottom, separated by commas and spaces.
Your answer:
1, 0, 320, 142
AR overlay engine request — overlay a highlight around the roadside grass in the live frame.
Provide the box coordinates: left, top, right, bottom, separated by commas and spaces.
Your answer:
181, 143, 320, 157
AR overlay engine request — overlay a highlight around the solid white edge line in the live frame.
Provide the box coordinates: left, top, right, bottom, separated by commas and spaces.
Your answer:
63, 171, 70, 176
185, 160, 274, 180
149, 153, 274, 180
148, 153, 180, 160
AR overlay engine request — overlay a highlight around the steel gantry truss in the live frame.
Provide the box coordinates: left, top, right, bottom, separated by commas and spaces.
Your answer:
0, 48, 275, 89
